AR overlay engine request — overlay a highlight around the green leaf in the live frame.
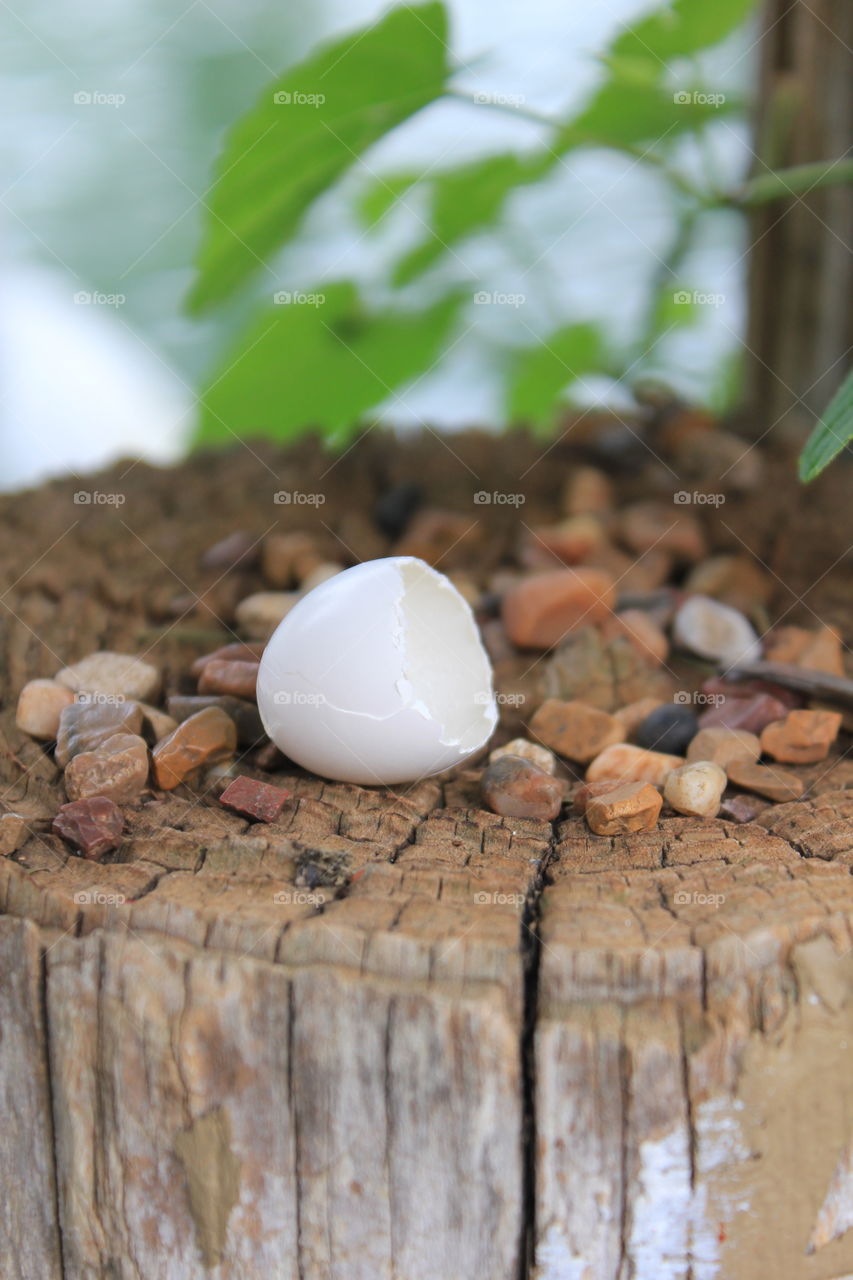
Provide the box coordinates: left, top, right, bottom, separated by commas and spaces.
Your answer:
507, 324, 604, 428
739, 158, 853, 206
393, 151, 546, 285
799, 367, 853, 482
188, 2, 451, 312
357, 171, 421, 228
196, 281, 461, 445
610, 0, 758, 69
557, 79, 739, 151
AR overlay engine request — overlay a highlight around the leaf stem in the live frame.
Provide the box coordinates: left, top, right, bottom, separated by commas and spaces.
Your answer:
736, 158, 853, 206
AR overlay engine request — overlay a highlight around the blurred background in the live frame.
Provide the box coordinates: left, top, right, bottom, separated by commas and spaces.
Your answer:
1, 0, 848, 490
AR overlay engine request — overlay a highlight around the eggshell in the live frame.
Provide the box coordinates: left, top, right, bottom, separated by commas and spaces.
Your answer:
257, 556, 498, 784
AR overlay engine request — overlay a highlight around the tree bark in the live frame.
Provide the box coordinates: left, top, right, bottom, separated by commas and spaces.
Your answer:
2, 431, 853, 1277
745, 0, 853, 436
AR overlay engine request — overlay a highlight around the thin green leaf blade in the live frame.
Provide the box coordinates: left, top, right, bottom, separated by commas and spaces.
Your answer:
188, 2, 450, 312
508, 323, 604, 429
196, 281, 461, 445
611, 0, 758, 68
799, 368, 853, 482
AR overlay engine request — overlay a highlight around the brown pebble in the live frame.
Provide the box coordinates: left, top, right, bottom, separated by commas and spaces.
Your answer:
200, 529, 259, 572
601, 609, 668, 665
686, 727, 761, 770
480, 755, 564, 821
562, 466, 613, 517
198, 658, 259, 701
586, 742, 683, 785
235, 592, 298, 641
55, 699, 144, 767
490, 737, 557, 774
53, 796, 124, 860
15, 679, 75, 740
528, 515, 607, 565
261, 531, 324, 588
502, 568, 616, 649
167, 695, 264, 746
720, 794, 768, 823
726, 759, 805, 803
56, 651, 160, 703
64, 734, 150, 804
190, 642, 266, 679
573, 779, 626, 814
586, 781, 662, 835
219, 775, 290, 822
684, 555, 772, 614
764, 624, 844, 677
698, 692, 791, 735
619, 502, 706, 563
139, 703, 179, 743
393, 508, 481, 566
530, 698, 623, 763
760, 709, 842, 764
254, 740, 287, 771
0, 813, 29, 856
152, 708, 238, 790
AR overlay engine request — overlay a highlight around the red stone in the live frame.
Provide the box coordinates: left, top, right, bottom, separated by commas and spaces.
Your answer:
219, 775, 290, 822
190, 642, 266, 679
52, 796, 124, 860
198, 658, 259, 700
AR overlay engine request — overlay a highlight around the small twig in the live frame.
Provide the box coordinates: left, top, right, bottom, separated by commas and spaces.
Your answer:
724, 660, 853, 709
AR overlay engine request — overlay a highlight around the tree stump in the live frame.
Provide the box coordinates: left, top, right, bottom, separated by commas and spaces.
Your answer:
2, 430, 853, 1279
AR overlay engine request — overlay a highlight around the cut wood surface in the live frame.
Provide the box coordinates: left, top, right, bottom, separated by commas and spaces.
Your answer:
2, 431, 853, 1278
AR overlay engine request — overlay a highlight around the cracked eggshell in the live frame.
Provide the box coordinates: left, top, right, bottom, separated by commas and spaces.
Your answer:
256, 556, 498, 784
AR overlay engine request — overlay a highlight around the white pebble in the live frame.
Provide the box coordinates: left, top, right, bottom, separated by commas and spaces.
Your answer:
664, 761, 727, 818
673, 595, 760, 668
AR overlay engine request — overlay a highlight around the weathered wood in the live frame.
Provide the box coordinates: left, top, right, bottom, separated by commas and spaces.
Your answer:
2, 432, 853, 1277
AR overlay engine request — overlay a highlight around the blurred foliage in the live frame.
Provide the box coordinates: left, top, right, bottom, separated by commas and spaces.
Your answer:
799, 369, 853, 482
188, 0, 851, 465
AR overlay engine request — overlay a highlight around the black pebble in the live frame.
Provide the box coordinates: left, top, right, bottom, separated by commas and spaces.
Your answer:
374, 482, 423, 540
635, 704, 698, 755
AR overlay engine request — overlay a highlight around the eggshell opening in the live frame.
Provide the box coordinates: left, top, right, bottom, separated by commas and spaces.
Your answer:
257, 556, 497, 784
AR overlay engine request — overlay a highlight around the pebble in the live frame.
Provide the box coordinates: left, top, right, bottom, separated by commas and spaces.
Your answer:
635, 704, 699, 755
760, 709, 842, 764
55, 699, 144, 767
0, 813, 28, 856
663, 761, 727, 818
219, 775, 290, 822
764, 625, 845, 677
167, 695, 263, 746
152, 708, 238, 790
15, 679, 75, 739
544, 628, 675, 711
614, 697, 664, 739
235, 591, 299, 640
562, 466, 613, 517
64, 733, 150, 804
618, 502, 706, 563
261, 532, 324, 588
586, 743, 684, 786
686, 727, 761, 770
198, 658, 259, 701
529, 698, 623, 764
726, 759, 805, 803
529, 516, 607, 565
572, 779, 626, 814
200, 529, 259, 572
697, 691, 792, 735
720, 794, 768, 824
673, 595, 761, 667
374, 482, 423, 540
601, 610, 669, 664
299, 562, 345, 594
586, 782, 662, 835
190, 642, 266, 679
52, 796, 124, 860
394, 508, 480, 566
139, 704, 179, 743
684, 555, 772, 613
489, 737, 557, 775
480, 755, 564, 821
501, 568, 616, 649
55, 651, 160, 703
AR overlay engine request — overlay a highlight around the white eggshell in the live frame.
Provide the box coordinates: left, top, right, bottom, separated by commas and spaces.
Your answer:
256, 556, 498, 784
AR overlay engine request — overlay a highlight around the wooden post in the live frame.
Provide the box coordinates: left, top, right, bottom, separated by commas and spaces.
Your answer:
745, 0, 853, 434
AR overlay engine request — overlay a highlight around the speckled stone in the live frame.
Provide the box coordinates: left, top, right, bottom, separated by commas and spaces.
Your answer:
502, 568, 616, 650
56, 651, 160, 703
489, 738, 557, 775
586, 782, 662, 835
15, 679, 75, 740
586, 742, 683, 786
219, 775, 290, 822
53, 796, 124, 860
64, 734, 150, 804
726, 759, 805, 803
197, 658, 259, 701
760, 709, 842, 764
481, 755, 564, 821
152, 707, 238, 790
55, 699, 144, 768
529, 698, 624, 764
686, 727, 761, 770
